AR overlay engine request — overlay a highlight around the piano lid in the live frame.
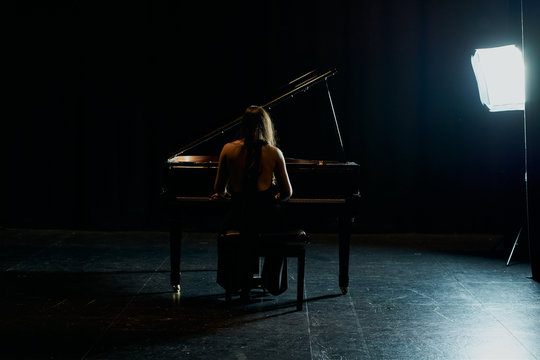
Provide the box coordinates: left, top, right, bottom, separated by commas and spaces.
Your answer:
167, 68, 339, 161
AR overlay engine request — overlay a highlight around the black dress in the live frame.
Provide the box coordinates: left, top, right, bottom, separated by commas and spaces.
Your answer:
216, 140, 288, 295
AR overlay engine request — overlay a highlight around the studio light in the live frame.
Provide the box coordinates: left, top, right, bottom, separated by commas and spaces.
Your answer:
471, 45, 525, 112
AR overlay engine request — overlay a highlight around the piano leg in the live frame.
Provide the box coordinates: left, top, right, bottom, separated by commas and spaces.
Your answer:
338, 214, 352, 295
170, 218, 182, 293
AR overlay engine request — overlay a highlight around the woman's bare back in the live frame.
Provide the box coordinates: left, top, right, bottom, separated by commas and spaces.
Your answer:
214, 139, 292, 201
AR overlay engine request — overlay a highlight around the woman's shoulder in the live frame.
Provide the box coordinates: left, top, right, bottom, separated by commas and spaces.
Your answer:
262, 144, 284, 159
222, 140, 243, 150
229, 139, 244, 146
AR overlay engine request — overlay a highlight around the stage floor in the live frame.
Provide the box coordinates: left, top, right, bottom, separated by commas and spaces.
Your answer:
1, 229, 538, 359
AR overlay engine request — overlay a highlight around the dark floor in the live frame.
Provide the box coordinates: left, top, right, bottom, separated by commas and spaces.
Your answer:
1, 229, 539, 360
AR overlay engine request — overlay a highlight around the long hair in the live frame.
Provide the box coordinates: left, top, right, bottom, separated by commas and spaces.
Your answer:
240, 105, 277, 147
240, 106, 277, 192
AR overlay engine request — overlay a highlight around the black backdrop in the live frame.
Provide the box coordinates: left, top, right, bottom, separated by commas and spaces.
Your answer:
4, 0, 536, 240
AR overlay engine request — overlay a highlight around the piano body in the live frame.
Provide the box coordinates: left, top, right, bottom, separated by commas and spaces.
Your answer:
162, 69, 361, 294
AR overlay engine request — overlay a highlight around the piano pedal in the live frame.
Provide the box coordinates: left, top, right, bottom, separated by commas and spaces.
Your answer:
172, 284, 181, 294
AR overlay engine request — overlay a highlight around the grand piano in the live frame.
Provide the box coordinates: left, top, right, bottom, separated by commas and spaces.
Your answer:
162, 69, 361, 295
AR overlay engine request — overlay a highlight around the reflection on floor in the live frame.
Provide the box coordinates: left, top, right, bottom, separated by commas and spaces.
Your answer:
1, 229, 538, 359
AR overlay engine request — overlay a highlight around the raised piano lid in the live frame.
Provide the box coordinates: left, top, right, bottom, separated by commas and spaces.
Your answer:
167, 69, 338, 162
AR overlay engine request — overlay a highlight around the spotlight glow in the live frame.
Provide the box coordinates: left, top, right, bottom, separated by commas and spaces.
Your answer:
471, 45, 525, 112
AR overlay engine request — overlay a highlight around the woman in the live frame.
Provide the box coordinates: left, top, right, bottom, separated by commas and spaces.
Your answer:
213, 105, 293, 298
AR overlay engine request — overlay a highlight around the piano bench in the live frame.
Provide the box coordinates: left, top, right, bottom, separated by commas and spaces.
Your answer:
218, 229, 309, 311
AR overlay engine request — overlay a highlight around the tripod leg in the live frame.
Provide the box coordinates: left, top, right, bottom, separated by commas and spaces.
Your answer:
506, 226, 523, 266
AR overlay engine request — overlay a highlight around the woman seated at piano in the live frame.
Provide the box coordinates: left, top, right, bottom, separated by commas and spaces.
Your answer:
213, 105, 292, 203
212, 105, 293, 298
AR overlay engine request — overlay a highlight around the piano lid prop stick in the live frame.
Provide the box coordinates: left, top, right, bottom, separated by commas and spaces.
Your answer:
325, 78, 346, 162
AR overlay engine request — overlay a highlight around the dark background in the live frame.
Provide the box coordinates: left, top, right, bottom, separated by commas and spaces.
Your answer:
4, 0, 538, 250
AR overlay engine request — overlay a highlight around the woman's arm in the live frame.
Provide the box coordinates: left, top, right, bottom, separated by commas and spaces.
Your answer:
274, 148, 292, 201
213, 144, 229, 196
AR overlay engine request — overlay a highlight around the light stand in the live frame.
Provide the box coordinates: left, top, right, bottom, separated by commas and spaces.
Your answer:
506, 0, 531, 267
506, 102, 529, 266
471, 12, 529, 267
507, 226, 524, 266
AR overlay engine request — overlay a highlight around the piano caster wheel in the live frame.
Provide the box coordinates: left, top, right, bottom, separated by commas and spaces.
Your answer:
172, 284, 181, 293
340, 286, 349, 295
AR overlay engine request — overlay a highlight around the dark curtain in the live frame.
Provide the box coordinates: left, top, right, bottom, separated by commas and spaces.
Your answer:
4, 0, 530, 234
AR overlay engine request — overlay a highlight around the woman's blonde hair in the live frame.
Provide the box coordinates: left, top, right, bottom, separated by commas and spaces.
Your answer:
240, 105, 277, 147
